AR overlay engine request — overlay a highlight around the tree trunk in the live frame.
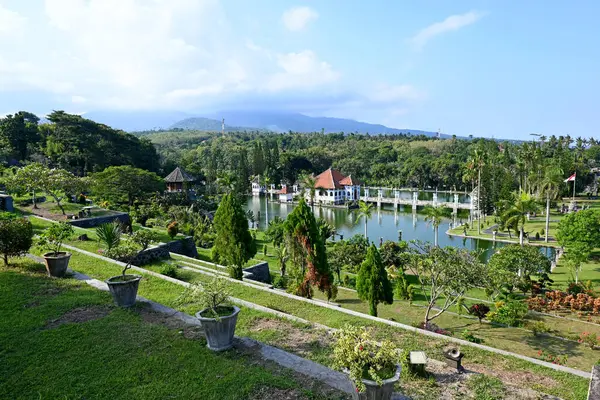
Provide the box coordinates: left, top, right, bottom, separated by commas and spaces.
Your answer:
3, 254, 8, 266
32, 188, 37, 209
434, 226, 439, 247
519, 227, 524, 246
545, 195, 550, 243
369, 301, 377, 317
364, 220, 368, 239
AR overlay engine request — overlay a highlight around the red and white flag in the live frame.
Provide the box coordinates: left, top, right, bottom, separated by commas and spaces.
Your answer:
564, 173, 576, 182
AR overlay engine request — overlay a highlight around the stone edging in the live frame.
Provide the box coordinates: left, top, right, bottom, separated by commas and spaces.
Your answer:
59, 243, 591, 379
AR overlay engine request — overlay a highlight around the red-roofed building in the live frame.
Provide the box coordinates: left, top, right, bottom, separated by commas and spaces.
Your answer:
279, 184, 294, 202
311, 168, 361, 205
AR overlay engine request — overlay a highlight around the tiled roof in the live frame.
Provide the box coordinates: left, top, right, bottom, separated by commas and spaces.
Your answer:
165, 167, 195, 183
339, 174, 361, 186
314, 168, 347, 189
279, 185, 290, 194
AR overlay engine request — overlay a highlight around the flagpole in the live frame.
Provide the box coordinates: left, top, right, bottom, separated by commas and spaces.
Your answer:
573, 172, 576, 201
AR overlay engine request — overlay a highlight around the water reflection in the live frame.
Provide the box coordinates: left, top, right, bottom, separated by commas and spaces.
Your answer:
246, 196, 555, 263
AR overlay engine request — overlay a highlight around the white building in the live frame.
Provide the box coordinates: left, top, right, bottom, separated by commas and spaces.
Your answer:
311, 168, 361, 205
279, 184, 294, 202
251, 177, 266, 196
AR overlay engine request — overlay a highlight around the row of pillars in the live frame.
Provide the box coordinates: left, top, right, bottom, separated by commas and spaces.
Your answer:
363, 189, 461, 213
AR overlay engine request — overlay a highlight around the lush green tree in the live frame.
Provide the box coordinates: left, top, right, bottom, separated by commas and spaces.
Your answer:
356, 244, 394, 316
538, 164, 564, 242
423, 206, 447, 247
557, 209, 600, 254
379, 240, 408, 271
355, 200, 373, 239
501, 193, 539, 245
90, 166, 163, 206
0, 112, 39, 161
0, 218, 33, 265
284, 198, 334, 299
265, 216, 285, 247
213, 194, 257, 279
408, 242, 487, 327
487, 245, 551, 294
301, 173, 318, 207
316, 217, 334, 242
563, 243, 590, 284
10, 163, 82, 215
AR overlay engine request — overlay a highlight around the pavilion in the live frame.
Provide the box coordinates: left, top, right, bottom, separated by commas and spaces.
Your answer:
164, 167, 195, 193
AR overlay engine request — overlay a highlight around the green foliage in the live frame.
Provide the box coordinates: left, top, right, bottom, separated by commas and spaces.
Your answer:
0, 218, 33, 265
213, 194, 256, 280
176, 275, 232, 319
529, 321, 551, 336
461, 329, 484, 344
167, 221, 179, 239
379, 240, 409, 270
37, 222, 74, 255
468, 303, 490, 323
488, 300, 528, 327
95, 222, 122, 250
272, 275, 288, 289
265, 216, 285, 247
394, 274, 415, 304
501, 192, 539, 243
89, 166, 164, 206
316, 217, 334, 241
284, 198, 333, 299
356, 245, 394, 316
557, 209, 600, 252
160, 264, 179, 278
104, 230, 158, 276
332, 325, 398, 392
263, 244, 267, 256
487, 245, 551, 295
355, 200, 373, 238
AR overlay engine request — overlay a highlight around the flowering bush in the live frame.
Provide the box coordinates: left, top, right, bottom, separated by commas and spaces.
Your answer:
579, 332, 600, 349
488, 300, 528, 327
468, 303, 490, 323
332, 325, 399, 392
537, 350, 568, 365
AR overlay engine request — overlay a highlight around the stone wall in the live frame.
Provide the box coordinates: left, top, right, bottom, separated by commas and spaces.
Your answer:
132, 236, 198, 266
68, 212, 131, 229
589, 365, 600, 400
243, 261, 270, 283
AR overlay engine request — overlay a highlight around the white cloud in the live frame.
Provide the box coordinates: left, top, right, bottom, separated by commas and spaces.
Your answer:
368, 84, 426, 103
267, 50, 339, 91
410, 11, 485, 49
282, 6, 318, 32
0, 4, 25, 34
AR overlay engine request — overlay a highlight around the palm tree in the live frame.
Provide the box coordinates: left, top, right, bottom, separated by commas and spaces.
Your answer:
301, 173, 317, 208
262, 175, 271, 225
501, 193, 539, 246
538, 165, 563, 242
423, 206, 446, 247
355, 200, 374, 239
470, 147, 486, 234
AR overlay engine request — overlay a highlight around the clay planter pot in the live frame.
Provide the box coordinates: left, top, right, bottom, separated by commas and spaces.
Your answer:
106, 274, 141, 307
43, 252, 71, 277
195, 306, 240, 351
348, 365, 401, 400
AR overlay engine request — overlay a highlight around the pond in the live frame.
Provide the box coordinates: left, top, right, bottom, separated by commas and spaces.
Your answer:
245, 196, 556, 263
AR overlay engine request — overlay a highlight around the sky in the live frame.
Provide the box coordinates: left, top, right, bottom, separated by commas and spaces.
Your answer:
1, 0, 599, 139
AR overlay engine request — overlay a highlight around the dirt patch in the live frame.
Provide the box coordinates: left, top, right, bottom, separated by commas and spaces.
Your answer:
248, 318, 334, 358
45, 306, 110, 329
467, 363, 558, 390
26, 285, 65, 308
138, 307, 204, 340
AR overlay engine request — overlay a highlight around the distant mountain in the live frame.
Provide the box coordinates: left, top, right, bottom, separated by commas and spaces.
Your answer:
203, 110, 445, 137
170, 117, 261, 132
84, 110, 194, 132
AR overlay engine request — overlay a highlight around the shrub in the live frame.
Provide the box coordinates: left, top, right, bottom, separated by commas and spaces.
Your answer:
263, 244, 267, 256
468, 303, 490, 323
176, 275, 232, 319
37, 222, 74, 256
145, 218, 158, 228
537, 350, 568, 365
332, 325, 398, 392
540, 228, 545, 236
529, 321, 550, 336
160, 264, 179, 278
77, 193, 87, 204
342, 275, 356, 289
488, 300, 528, 327
461, 329, 484, 344
535, 232, 540, 240
579, 332, 600, 349
167, 221, 179, 239
95, 222, 121, 250
272, 275, 288, 289
394, 274, 414, 302
567, 282, 585, 295
0, 218, 34, 265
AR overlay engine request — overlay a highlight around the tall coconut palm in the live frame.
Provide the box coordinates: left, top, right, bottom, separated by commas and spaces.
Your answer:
538, 165, 563, 242
501, 193, 539, 246
262, 175, 271, 225
423, 206, 446, 247
470, 147, 486, 234
355, 200, 374, 239
301, 173, 317, 208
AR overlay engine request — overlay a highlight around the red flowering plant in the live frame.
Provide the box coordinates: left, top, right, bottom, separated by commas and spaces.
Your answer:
579, 332, 600, 349
332, 325, 399, 392
537, 350, 568, 365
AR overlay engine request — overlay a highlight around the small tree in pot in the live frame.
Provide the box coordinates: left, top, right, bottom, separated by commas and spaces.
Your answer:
37, 222, 74, 277
176, 275, 240, 351
333, 325, 401, 400
105, 230, 158, 307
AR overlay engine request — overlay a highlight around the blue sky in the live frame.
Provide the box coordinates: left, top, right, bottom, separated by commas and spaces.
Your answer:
1, 0, 599, 139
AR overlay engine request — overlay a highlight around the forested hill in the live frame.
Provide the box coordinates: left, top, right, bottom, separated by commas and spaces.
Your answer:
0, 111, 159, 175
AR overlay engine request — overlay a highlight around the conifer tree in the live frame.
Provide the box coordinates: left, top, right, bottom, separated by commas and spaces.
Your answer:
213, 194, 256, 279
356, 244, 394, 317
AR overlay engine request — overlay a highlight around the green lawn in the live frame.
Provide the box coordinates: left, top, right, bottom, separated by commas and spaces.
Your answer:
0, 259, 339, 400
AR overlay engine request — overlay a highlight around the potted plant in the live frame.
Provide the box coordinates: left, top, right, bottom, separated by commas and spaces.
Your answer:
177, 275, 240, 351
105, 230, 157, 307
333, 325, 401, 400
38, 222, 74, 277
